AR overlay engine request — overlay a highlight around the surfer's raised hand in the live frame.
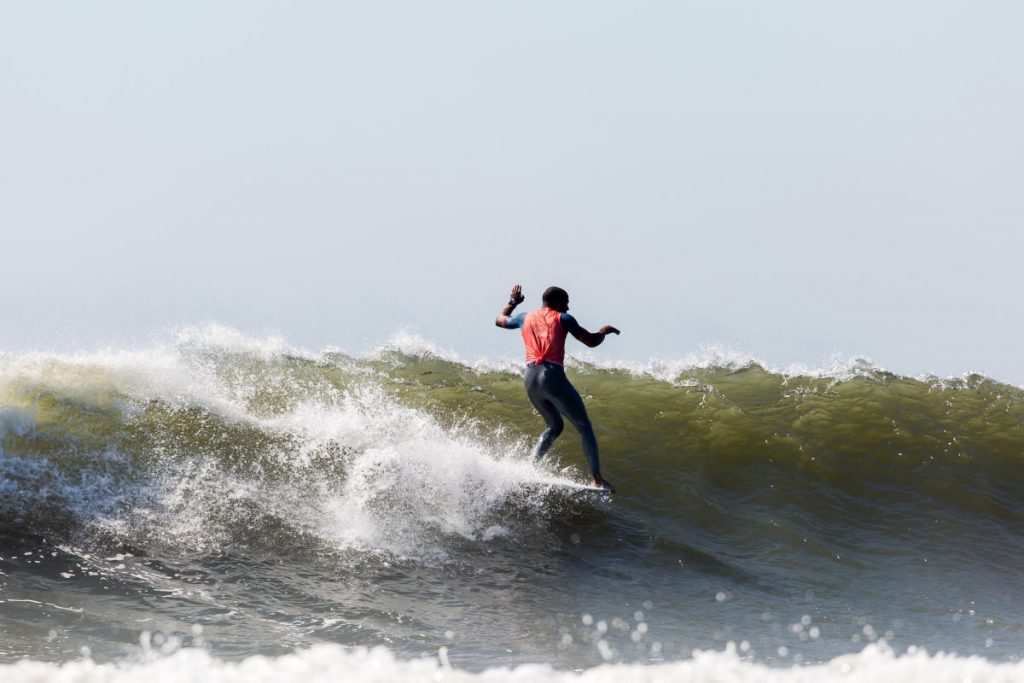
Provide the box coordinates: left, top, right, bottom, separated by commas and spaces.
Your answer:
496, 284, 525, 327
599, 325, 620, 336
508, 284, 525, 306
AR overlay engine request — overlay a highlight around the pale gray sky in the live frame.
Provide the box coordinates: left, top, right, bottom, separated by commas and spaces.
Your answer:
2, 2, 1022, 381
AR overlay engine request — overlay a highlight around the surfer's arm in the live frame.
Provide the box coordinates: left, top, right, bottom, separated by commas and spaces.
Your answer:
563, 314, 620, 348
495, 284, 526, 328
497, 312, 525, 329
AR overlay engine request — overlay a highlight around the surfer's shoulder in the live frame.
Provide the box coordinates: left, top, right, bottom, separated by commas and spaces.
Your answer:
559, 313, 581, 332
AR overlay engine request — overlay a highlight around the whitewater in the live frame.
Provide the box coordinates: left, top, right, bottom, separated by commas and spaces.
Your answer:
1, 324, 1022, 682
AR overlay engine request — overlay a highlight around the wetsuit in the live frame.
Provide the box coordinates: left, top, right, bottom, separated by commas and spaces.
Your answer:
499, 308, 602, 478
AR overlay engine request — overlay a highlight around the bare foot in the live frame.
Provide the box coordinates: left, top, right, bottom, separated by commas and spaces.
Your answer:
592, 476, 616, 493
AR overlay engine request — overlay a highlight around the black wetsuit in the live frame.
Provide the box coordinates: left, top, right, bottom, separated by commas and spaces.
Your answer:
523, 361, 601, 477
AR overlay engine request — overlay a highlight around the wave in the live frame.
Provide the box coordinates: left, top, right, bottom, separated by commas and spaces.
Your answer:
2, 324, 1023, 560
0, 327, 580, 561
3, 325, 1024, 668
2, 642, 1021, 683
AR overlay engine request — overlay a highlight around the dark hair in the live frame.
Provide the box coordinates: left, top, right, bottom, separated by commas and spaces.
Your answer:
542, 286, 568, 307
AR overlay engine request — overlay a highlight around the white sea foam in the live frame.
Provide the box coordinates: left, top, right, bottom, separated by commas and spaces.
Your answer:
2, 642, 1021, 683
256, 386, 565, 559
172, 323, 299, 361
373, 329, 463, 362
371, 328, 890, 384
565, 345, 888, 385
1, 323, 1001, 394
376, 329, 1018, 389
0, 335, 243, 424
372, 329, 525, 375
0, 324, 584, 561
98, 390, 571, 561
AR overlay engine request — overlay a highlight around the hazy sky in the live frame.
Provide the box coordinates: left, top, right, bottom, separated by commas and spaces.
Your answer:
2, 2, 1022, 381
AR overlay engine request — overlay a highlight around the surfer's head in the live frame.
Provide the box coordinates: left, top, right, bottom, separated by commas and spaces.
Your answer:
542, 286, 569, 313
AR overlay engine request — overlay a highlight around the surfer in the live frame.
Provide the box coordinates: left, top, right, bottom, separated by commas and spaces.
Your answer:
495, 284, 620, 492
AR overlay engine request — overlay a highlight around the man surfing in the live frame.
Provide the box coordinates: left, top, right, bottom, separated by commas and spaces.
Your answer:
495, 284, 620, 492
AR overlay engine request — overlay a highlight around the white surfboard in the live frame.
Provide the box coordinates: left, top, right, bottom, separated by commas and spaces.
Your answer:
532, 480, 614, 494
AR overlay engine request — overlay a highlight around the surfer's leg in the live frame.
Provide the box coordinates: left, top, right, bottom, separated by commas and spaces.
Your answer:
524, 364, 564, 459
531, 399, 564, 459
542, 367, 601, 478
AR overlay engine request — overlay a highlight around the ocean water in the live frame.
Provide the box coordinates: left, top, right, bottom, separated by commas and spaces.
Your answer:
2, 325, 1023, 681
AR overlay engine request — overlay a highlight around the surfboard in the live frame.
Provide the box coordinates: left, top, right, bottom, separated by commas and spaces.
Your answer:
530, 481, 614, 495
